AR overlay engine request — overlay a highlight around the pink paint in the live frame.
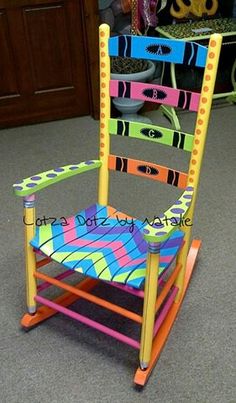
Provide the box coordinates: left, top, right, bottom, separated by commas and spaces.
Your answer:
160, 256, 172, 263
153, 286, 178, 336
35, 295, 140, 350
24, 194, 35, 202
110, 80, 200, 112
107, 282, 145, 298
64, 216, 78, 243
37, 269, 74, 292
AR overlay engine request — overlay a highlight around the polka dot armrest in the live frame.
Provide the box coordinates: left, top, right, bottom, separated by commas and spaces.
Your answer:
13, 160, 102, 197
143, 186, 194, 243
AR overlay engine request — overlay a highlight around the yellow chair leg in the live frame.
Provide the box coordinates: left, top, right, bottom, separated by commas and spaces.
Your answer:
139, 245, 160, 369
24, 195, 37, 314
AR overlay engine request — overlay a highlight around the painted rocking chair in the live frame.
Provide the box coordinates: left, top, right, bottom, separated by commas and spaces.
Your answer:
13, 24, 222, 386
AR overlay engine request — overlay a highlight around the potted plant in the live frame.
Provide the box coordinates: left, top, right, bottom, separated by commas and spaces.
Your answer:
111, 56, 156, 121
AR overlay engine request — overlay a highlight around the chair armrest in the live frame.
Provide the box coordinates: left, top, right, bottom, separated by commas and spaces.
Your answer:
13, 160, 102, 197
143, 186, 194, 243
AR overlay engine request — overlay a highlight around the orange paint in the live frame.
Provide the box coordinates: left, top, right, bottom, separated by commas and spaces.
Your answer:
21, 277, 99, 329
34, 271, 142, 324
134, 240, 201, 386
108, 155, 188, 189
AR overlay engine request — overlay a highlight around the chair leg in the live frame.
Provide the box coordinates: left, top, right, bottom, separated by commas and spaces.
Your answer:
24, 196, 37, 314
139, 247, 160, 370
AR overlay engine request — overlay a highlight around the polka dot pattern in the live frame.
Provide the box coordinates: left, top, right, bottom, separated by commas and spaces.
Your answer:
13, 160, 102, 197
99, 27, 109, 162
143, 187, 194, 242
54, 168, 65, 172
31, 176, 41, 181
47, 173, 57, 177
189, 38, 218, 186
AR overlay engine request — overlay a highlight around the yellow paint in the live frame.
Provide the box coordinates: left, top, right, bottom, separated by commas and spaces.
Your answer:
140, 251, 159, 368
98, 24, 111, 205
24, 206, 37, 313
171, 0, 218, 19
175, 34, 222, 301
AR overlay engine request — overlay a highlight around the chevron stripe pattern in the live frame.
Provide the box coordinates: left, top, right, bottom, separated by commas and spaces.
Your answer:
31, 204, 184, 289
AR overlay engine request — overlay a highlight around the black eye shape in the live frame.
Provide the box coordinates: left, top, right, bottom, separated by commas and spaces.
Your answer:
140, 128, 163, 139
137, 165, 159, 176
146, 44, 172, 56
143, 88, 167, 100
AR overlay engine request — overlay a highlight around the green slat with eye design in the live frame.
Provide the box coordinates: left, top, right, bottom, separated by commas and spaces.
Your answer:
109, 119, 194, 152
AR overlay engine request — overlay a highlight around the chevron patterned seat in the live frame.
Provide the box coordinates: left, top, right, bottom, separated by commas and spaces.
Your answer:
31, 204, 184, 289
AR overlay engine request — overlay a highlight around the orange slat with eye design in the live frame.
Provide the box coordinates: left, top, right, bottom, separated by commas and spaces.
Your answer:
108, 154, 187, 189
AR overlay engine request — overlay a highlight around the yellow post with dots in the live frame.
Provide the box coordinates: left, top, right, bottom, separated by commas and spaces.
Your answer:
98, 24, 111, 206
175, 34, 222, 302
139, 247, 159, 369
24, 195, 37, 314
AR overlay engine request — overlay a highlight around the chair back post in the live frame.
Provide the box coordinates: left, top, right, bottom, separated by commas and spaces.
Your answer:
98, 24, 111, 205
175, 33, 222, 301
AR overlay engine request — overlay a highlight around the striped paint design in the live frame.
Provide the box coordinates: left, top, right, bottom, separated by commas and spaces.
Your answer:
110, 80, 200, 112
108, 155, 187, 189
31, 203, 184, 289
109, 35, 207, 67
109, 118, 194, 152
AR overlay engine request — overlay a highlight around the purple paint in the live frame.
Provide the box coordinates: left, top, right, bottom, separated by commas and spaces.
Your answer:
46, 173, 57, 178
26, 183, 37, 188
169, 217, 181, 224
152, 223, 164, 229
31, 176, 41, 181
143, 229, 150, 234
85, 160, 94, 165
185, 202, 191, 207
54, 167, 65, 172
183, 194, 192, 199
170, 208, 185, 214
174, 200, 182, 205
155, 231, 167, 236
69, 166, 78, 170
186, 186, 194, 191
14, 185, 23, 190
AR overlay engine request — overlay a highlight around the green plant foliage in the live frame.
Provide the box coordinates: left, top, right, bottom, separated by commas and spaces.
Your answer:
111, 57, 149, 74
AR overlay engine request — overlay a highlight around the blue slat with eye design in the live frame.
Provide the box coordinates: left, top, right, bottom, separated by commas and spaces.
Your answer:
109, 35, 207, 68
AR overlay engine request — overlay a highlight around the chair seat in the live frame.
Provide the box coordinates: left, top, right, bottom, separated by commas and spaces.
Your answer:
31, 204, 184, 289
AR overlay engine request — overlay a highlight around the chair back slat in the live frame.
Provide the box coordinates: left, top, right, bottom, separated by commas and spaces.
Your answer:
109, 118, 194, 152
110, 80, 200, 112
108, 155, 188, 189
109, 35, 207, 67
